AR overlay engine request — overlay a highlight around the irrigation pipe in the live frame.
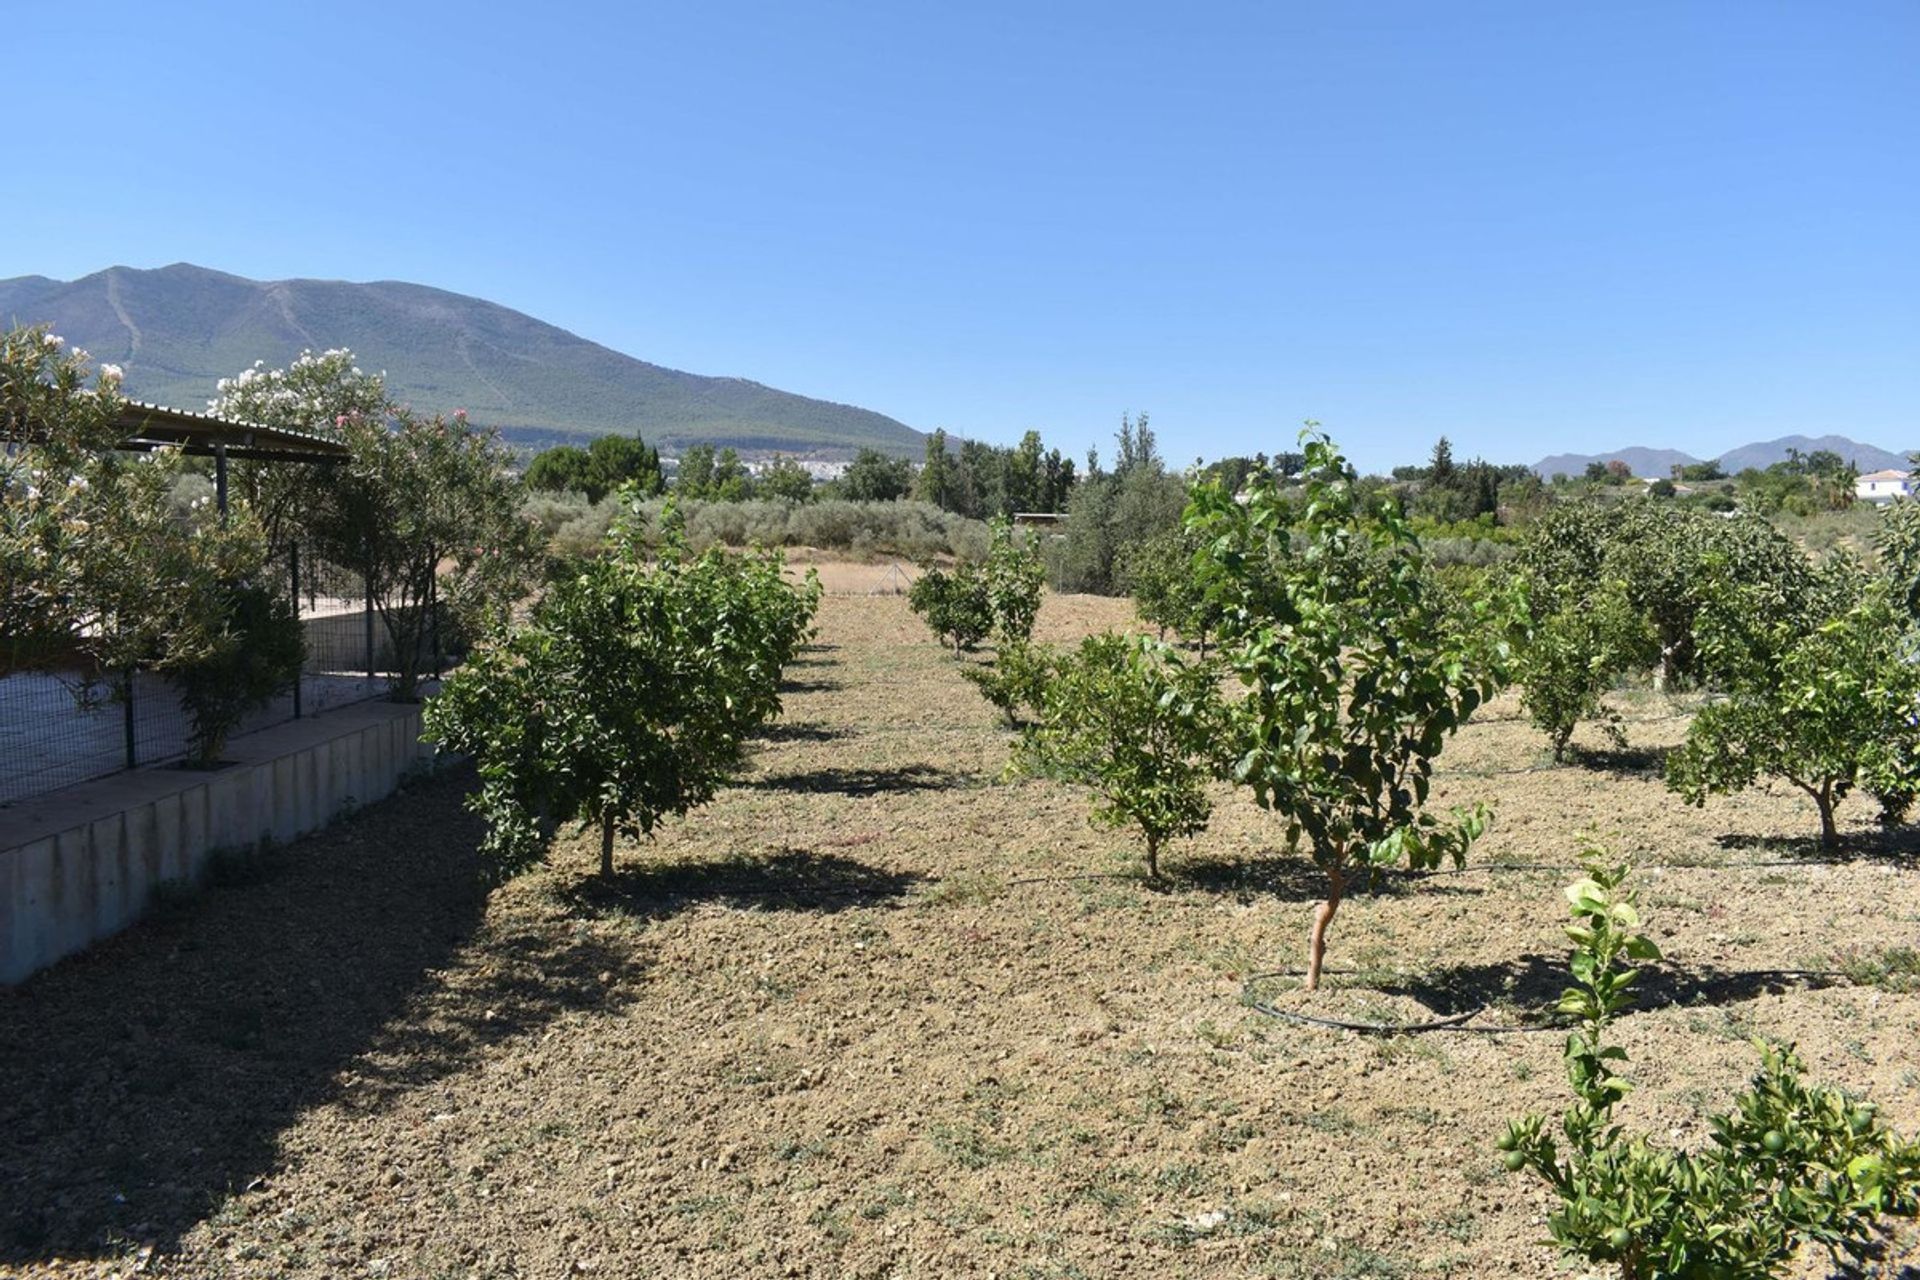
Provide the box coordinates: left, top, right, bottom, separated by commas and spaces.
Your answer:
1239, 966, 1855, 1038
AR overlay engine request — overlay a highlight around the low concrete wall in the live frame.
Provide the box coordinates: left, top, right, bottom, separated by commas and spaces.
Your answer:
0, 700, 438, 986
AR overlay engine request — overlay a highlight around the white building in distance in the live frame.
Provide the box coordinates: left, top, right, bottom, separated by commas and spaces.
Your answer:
1856, 469, 1914, 503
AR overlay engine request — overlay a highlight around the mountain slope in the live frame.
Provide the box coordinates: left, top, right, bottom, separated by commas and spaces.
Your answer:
1532, 446, 1702, 479
0, 264, 923, 456
1714, 434, 1909, 475
1534, 434, 1914, 478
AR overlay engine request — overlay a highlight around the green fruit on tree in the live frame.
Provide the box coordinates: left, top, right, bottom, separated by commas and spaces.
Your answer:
1606, 1228, 1632, 1252
1762, 1130, 1786, 1154
1503, 1151, 1527, 1172
1495, 1131, 1518, 1152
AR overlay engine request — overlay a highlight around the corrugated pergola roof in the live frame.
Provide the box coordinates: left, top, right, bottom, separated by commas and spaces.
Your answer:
111, 401, 350, 463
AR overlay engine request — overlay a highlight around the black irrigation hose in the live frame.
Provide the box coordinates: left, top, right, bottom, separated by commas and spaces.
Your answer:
1239, 966, 1856, 1037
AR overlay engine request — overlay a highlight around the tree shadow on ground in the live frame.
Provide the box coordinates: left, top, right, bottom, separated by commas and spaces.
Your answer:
1379, 953, 1844, 1019
1717, 826, 1920, 865
743, 762, 966, 796
0, 768, 638, 1268
1169, 853, 1485, 904
780, 676, 844, 693
749, 720, 849, 743
557, 848, 922, 921
1567, 742, 1671, 779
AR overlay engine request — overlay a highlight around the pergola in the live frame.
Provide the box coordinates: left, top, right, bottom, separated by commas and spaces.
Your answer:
2, 398, 357, 734
110, 400, 351, 515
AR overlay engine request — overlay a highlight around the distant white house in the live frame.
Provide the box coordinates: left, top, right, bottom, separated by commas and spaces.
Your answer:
1856, 469, 1914, 503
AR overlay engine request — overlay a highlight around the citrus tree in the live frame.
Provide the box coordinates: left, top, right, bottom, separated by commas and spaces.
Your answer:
1666, 577, 1920, 848
1513, 578, 1649, 762
1500, 860, 1920, 1278
1188, 430, 1506, 988
425, 514, 819, 881
1120, 526, 1224, 652
982, 515, 1045, 646
908, 561, 992, 654
1015, 632, 1225, 879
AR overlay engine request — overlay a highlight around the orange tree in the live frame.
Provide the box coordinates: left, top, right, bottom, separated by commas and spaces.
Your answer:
1188, 430, 1508, 989
426, 508, 819, 881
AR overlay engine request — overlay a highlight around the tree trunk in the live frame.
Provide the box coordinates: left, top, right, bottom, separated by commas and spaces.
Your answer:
1306, 861, 1347, 992
1145, 834, 1160, 881
600, 814, 616, 879
1815, 786, 1838, 850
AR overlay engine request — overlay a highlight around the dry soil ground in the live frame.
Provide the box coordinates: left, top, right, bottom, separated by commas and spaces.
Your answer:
3, 587, 1918, 1279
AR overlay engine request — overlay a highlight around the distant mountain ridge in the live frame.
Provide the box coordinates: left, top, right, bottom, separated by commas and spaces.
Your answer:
0, 264, 924, 457
1533, 434, 1913, 479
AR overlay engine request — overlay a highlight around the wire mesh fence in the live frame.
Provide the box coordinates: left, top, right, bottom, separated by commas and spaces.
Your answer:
0, 541, 448, 809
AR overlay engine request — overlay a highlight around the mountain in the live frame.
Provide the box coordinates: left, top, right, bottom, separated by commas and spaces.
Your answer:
1532, 446, 1702, 479
1712, 434, 1910, 476
0, 264, 923, 457
1533, 434, 1914, 479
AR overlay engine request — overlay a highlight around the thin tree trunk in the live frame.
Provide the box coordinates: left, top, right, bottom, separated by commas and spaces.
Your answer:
1145, 834, 1160, 881
1306, 861, 1347, 992
600, 814, 616, 878
1816, 786, 1838, 850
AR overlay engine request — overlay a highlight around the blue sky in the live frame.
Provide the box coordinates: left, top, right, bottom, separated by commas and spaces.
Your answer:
5, 1, 1916, 472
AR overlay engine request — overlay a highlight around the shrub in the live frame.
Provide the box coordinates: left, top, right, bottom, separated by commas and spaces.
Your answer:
1500, 859, 1920, 1278
171, 580, 306, 766
1015, 632, 1225, 879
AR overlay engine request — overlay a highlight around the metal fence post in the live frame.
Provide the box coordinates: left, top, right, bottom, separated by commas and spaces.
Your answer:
123, 669, 136, 770
290, 542, 303, 719
365, 563, 377, 682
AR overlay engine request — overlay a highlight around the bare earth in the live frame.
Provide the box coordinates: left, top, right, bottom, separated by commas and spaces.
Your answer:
3, 588, 1917, 1279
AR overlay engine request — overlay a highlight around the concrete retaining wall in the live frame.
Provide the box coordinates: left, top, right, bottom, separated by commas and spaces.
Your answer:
0, 700, 437, 985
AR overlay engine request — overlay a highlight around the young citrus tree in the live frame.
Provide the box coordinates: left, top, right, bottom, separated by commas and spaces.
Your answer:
425, 514, 819, 881
1501, 860, 1920, 1279
1120, 526, 1225, 652
1666, 578, 1920, 848
908, 561, 993, 654
982, 515, 1045, 647
1188, 430, 1505, 989
1015, 632, 1224, 879
1513, 578, 1649, 763
960, 641, 1055, 729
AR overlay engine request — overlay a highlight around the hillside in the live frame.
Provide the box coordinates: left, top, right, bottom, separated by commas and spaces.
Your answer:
1714, 434, 1910, 475
0, 264, 924, 457
1532, 446, 1701, 479
1535, 434, 1913, 478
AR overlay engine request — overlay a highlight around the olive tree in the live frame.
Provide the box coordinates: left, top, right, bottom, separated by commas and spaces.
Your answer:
1188, 431, 1505, 989
310, 408, 542, 699
1015, 632, 1225, 879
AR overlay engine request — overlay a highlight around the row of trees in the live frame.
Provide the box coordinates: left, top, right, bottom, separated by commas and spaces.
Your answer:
907, 432, 1920, 1275
1510, 498, 1920, 846
920, 431, 1506, 989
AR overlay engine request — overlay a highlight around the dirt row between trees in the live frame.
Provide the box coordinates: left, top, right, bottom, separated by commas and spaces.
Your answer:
2, 590, 1916, 1278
